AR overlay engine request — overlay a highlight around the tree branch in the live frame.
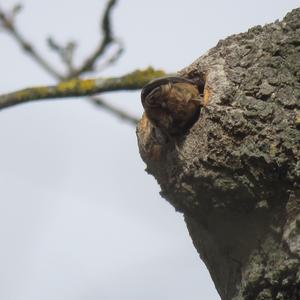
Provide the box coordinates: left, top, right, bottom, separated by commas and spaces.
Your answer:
96, 39, 124, 72
0, 2, 144, 124
90, 96, 139, 125
68, 0, 119, 78
0, 68, 165, 109
0, 5, 63, 80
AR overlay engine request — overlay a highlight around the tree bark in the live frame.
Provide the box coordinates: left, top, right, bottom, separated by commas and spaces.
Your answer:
137, 8, 300, 300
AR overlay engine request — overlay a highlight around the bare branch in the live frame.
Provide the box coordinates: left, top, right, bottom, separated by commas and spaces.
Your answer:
0, 6, 63, 79
90, 96, 139, 125
96, 39, 124, 72
0, 2, 151, 124
47, 37, 77, 74
0, 1, 119, 79
0, 68, 165, 110
68, 0, 119, 78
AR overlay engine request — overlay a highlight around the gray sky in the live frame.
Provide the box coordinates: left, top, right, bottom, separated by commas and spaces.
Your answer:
0, 1, 299, 300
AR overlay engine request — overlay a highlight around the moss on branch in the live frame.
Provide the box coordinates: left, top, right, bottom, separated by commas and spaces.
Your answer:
0, 67, 165, 109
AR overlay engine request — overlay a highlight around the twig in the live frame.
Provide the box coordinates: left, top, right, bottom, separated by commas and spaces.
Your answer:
68, 0, 119, 78
47, 37, 77, 75
90, 96, 139, 125
96, 39, 124, 72
0, 6, 63, 79
0, 68, 165, 109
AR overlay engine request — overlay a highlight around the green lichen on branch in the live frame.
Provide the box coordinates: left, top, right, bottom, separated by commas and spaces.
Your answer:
0, 67, 166, 109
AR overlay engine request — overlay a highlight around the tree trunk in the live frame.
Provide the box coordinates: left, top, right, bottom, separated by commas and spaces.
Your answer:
137, 8, 300, 300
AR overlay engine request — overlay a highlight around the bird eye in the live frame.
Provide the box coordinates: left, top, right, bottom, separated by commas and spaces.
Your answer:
147, 86, 161, 99
144, 86, 162, 107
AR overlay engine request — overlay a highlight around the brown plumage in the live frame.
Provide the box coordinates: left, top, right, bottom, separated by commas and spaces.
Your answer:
141, 76, 202, 136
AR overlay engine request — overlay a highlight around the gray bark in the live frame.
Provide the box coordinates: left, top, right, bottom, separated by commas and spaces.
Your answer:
137, 8, 300, 300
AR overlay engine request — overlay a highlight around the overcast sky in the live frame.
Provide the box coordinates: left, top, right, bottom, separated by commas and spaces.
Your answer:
0, 1, 299, 300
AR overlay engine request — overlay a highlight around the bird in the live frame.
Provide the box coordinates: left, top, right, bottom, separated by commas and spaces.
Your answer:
141, 76, 203, 137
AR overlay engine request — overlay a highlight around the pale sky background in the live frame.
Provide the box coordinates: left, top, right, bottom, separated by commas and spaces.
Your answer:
0, 1, 299, 300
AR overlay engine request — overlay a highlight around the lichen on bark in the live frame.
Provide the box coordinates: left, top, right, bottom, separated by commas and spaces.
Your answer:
137, 8, 300, 300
